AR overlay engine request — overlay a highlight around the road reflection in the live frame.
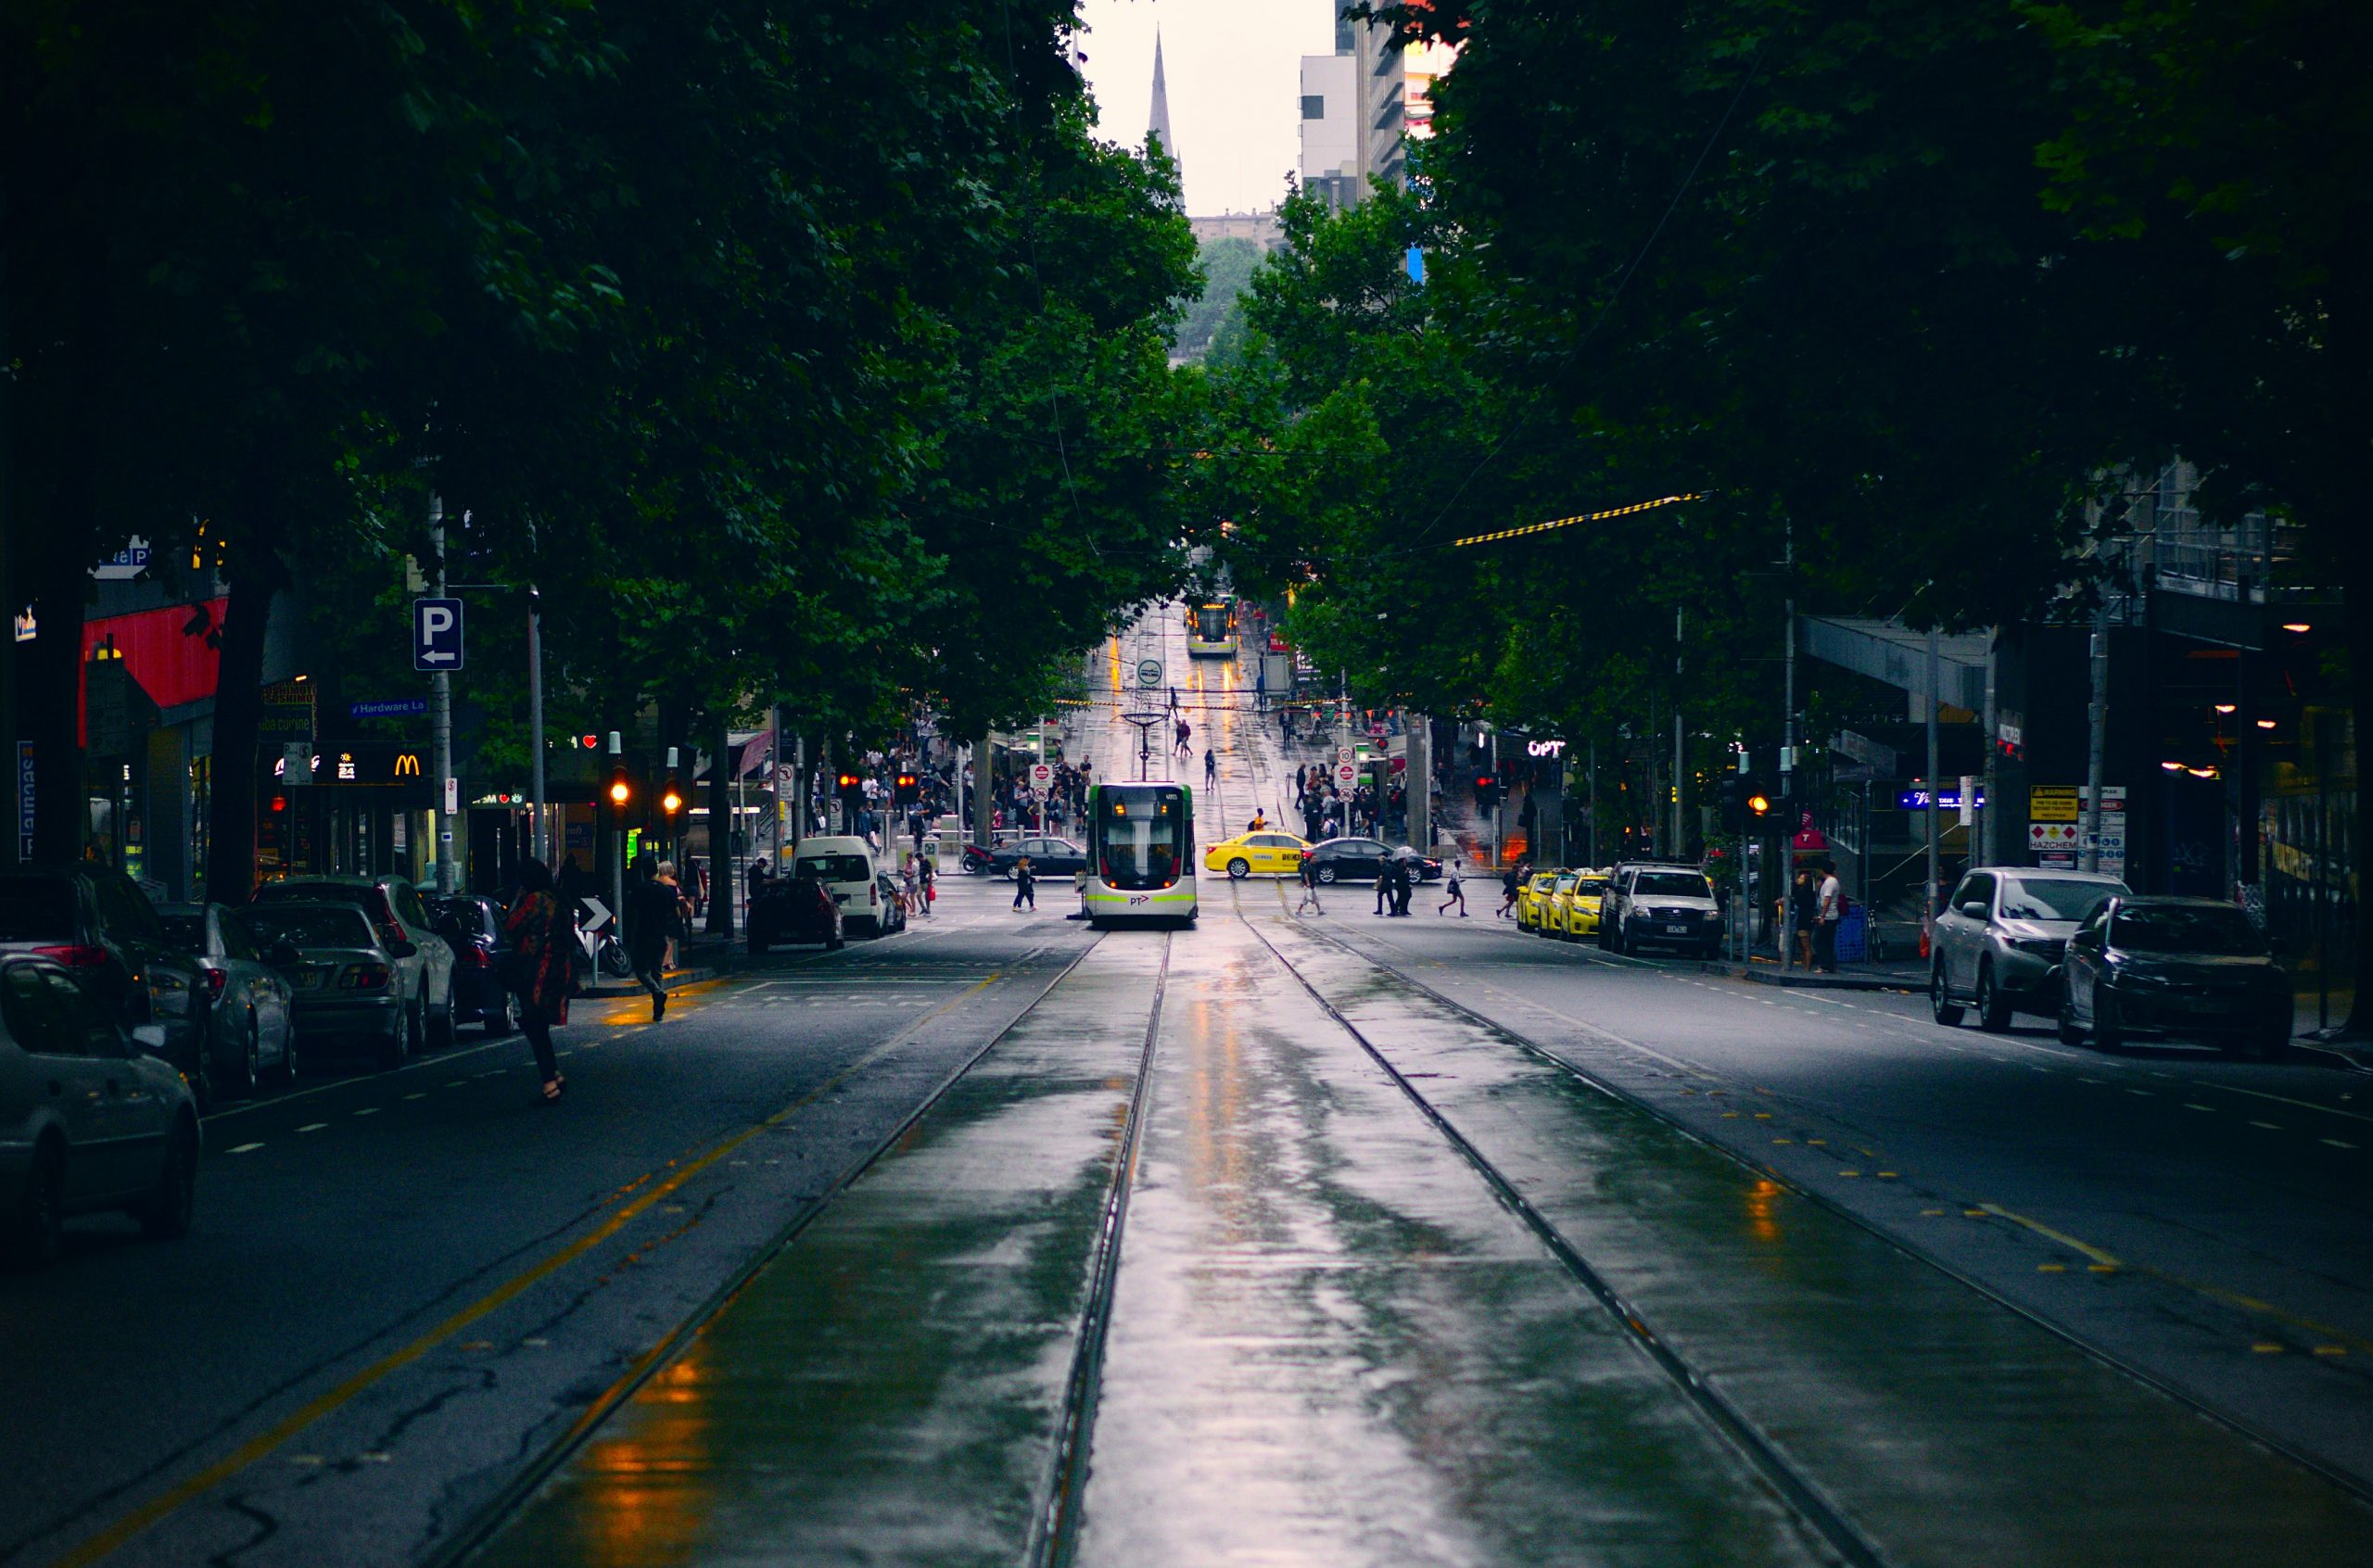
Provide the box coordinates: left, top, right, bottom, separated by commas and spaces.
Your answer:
569, 1349, 714, 1567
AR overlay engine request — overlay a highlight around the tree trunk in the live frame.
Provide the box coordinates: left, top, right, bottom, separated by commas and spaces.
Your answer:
204, 569, 277, 902
705, 716, 735, 938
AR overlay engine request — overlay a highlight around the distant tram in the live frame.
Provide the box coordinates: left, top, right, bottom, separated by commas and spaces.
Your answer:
1081, 780, 1198, 927
1186, 598, 1238, 658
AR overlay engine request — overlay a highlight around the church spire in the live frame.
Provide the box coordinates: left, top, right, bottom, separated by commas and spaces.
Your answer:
1148, 29, 1178, 183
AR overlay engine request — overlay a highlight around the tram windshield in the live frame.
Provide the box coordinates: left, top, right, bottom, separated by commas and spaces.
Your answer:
1095, 786, 1187, 890
1191, 602, 1232, 643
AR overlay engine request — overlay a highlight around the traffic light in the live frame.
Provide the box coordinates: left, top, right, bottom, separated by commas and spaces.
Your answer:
894, 771, 920, 805
661, 778, 684, 818
1719, 776, 1745, 833
836, 771, 865, 812
1472, 773, 1499, 812
1747, 788, 1773, 821
607, 765, 631, 808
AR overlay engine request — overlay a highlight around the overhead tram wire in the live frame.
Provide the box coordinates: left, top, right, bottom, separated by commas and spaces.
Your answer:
1452, 491, 1702, 549
1401, 43, 1768, 556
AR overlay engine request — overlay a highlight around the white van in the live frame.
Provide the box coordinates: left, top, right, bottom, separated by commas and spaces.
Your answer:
789, 837, 882, 936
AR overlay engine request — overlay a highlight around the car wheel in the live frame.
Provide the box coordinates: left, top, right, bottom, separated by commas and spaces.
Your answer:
1975, 963, 2012, 1033
428, 990, 456, 1047
7, 1142, 65, 1271
1227, 858, 1250, 879
2057, 997, 2086, 1046
1006, 866, 1022, 882
1931, 964, 1966, 1027
2094, 989, 2124, 1052
137, 1120, 197, 1241
227, 1011, 261, 1097
278, 1021, 302, 1082
826, 931, 845, 951
1317, 866, 1337, 885
486, 991, 517, 1038
380, 1002, 419, 1070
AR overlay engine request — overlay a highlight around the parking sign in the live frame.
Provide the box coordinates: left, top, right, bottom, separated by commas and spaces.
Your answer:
412, 598, 464, 671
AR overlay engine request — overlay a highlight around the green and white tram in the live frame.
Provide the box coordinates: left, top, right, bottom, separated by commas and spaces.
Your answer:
1186, 598, 1238, 658
1081, 779, 1198, 927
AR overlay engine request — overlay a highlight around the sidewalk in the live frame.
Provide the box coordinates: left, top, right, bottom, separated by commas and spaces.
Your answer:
577, 931, 735, 997
1700, 952, 1928, 993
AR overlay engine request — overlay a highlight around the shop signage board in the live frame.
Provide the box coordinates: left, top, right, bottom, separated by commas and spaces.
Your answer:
17, 741, 33, 860
258, 680, 315, 740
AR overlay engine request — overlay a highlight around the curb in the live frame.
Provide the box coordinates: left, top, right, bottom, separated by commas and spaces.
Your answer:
581, 964, 726, 998
1698, 959, 1923, 994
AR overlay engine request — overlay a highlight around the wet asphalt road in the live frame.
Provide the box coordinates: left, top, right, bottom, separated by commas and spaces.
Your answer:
11, 615, 2373, 1566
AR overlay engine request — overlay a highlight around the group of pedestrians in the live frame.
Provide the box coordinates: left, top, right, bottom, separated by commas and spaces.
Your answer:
1787, 861, 1846, 972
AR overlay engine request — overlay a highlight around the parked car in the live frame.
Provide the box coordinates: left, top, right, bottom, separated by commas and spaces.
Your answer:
1601, 864, 1724, 956
985, 836, 1088, 881
1930, 868, 2129, 1031
1, 953, 199, 1268
747, 877, 844, 954
2059, 896, 2291, 1057
1549, 870, 1610, 940
427, 894, 516, 1036
1305, 839, 1443, 885
788, 837, 883, 936
156, 903, 298, 1093
243, 903, 428, 1068
252, 875, 457, 1044
1517, 870, 1565, 931
874, 873, 910, 935
0, 866, 214, 1106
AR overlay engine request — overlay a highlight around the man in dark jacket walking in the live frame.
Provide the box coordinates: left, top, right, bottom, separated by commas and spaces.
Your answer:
627, 853, 682, 1020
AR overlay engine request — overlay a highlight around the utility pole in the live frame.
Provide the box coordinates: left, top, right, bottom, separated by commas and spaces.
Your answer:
2083, 588, 2110, 874
1672, 606, 1685, 855
607, 728, 626, 929
1587, 737, 1598, 866
1925, 626, 1942, 928
1978, 627, 1997, 868
428, 499, 456, 894
527, 585, 546, 868
1407, 714, 1430, 851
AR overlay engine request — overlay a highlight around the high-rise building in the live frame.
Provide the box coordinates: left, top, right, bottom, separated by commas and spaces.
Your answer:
1297, 9, 1421, 209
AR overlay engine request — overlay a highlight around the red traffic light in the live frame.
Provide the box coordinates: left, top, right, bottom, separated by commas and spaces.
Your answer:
836, 772, 862, 790
1747, 792, 1771, 816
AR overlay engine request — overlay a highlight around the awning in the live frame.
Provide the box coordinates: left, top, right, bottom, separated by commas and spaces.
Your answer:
1798, 616, 1987, 711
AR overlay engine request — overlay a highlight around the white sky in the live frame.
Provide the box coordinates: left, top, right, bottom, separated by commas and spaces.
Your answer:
1072, 0, 1337, 215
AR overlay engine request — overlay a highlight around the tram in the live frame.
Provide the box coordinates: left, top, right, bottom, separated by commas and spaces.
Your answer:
1186, 597, 1238, 658
1080, 779, 1198, 927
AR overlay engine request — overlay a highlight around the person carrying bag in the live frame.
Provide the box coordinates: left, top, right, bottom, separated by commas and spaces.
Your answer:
503, 858, 576, 1103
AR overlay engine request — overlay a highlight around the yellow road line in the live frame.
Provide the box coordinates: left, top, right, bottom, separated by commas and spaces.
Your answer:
1980, 1202, 2373, 1353
49, 970, 1003, 1568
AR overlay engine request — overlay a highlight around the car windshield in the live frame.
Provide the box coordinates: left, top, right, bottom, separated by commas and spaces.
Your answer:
247, 905, 378, 949
1578, 877, 1607, 894
793, 854, 870, 882
1999, 879, 2121, 922
1095, 785, 1187, 891
157, 914, 209, 952
0, 877, 76, 942
1634, 871, 1712, 899
1554, 876, 1577, 892
2113, 906, 2266, 956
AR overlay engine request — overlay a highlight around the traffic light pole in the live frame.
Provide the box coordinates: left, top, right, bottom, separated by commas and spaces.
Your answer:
527, 585, 546, 868
429, 500, 456, 894
607, 730, 625, 938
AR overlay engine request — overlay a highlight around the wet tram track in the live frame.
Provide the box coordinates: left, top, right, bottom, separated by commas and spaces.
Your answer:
1223, 884, 1892, 1568
1237, 887, 2373, 1562
420, 931, 1114, 1568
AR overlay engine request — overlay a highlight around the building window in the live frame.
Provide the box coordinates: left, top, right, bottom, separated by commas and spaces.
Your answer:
1301, 94, 1326, 120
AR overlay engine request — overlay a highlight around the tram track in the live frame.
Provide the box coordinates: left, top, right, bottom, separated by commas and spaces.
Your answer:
1225, 884, 1892, 1568
424, 933, 1110, 1568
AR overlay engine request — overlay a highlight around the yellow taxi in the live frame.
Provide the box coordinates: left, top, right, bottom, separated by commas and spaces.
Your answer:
1516, 870, 1564, 931
1549, 870, 1610, 940
1202, 829, 1313, 879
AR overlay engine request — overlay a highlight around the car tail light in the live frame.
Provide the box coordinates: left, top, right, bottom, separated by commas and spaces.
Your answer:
340, 964, 394, 991
31, 944, 108, 968
869, 884, 878, 905
199, 966, 229, 1001
459, 943, 490, 969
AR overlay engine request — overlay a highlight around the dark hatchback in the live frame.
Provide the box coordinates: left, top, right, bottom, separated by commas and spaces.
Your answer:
1305, 838, 1442, 884
748, 877, 844, 955
2058, 896, 2291, 1058
428, 894, 516, 1036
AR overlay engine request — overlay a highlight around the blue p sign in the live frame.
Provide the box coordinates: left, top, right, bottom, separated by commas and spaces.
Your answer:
412, 598, 464, 672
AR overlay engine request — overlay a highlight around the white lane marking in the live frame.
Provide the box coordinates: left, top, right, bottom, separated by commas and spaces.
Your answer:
227, 1143, 264, 1155
2193, 1081, 2373, 1126
2324, 1139, 2358, 1150
296, 1122, 328, 1133
403, 1093, 426, 1101
352, 1107, 380, 1117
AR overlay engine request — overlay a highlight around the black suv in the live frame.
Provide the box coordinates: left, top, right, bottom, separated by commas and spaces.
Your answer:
0, 866, 215, 1104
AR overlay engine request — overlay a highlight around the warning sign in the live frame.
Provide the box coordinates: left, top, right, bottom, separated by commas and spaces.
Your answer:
2030, 786, 2079, 823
